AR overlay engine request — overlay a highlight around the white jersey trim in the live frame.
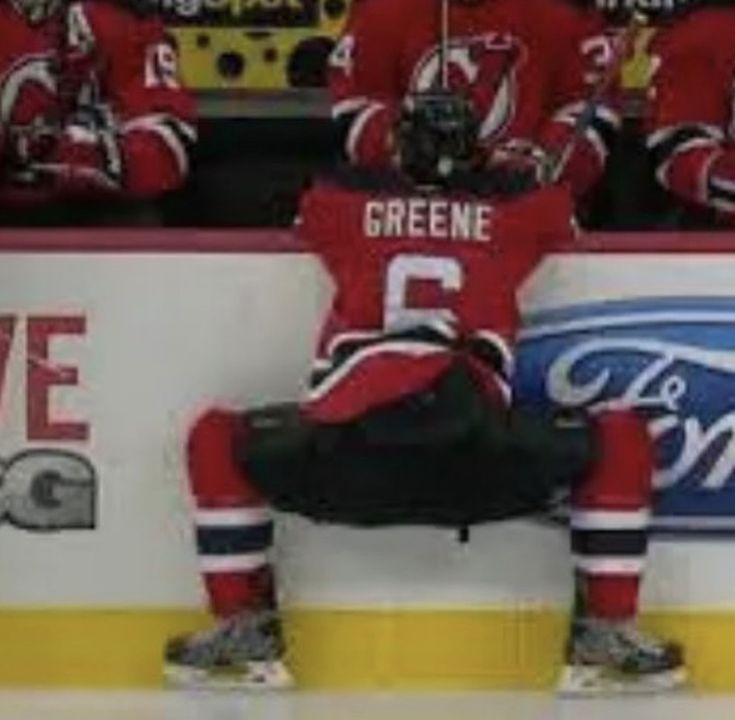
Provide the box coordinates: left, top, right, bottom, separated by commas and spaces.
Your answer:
332, 97, 370, 119
346, 101, 387, 164
307, 340, 448, 404
646, 122, 724, 151
123, 114, 196, 177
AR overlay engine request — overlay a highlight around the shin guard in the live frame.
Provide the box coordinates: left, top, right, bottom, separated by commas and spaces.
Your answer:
570, 410, 653, 620
186, 408, 276, 618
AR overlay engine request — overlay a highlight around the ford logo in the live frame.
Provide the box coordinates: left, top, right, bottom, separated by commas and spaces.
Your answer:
516, 297, 735, 536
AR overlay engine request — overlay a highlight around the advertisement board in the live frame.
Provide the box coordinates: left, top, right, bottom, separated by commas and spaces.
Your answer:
5, 232, 735, 689
3, 233, 735, 614
164, 0, 351, 90
518, 296, 735, 534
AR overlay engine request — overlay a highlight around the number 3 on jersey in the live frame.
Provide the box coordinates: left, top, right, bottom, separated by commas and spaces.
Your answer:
384, 254, 463, 331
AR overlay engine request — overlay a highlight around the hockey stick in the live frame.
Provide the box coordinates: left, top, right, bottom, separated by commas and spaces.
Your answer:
439, 0, 451, 91
546, 12, 647, 184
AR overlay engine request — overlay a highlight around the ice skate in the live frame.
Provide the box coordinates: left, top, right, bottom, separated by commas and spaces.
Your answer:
558, 617, 687, 696
164, 608, 293, 690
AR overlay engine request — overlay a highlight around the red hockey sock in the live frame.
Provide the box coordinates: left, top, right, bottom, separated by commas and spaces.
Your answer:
187, 408, 276, 619
570, 410, 653, 620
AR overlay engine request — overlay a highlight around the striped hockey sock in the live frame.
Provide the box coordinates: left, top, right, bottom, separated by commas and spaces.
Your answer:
570, 410, 653, 620
187, 408, 276, 618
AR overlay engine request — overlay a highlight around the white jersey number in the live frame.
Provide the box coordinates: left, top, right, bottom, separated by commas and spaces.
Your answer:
581, 34, 615, 87
145, 42, 181, 89
329, 34, 356, 77
384, 254, 463, 332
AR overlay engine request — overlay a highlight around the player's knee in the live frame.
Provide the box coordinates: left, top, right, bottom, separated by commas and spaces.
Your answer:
186, 408, 262, 503
579, 409, 653, 505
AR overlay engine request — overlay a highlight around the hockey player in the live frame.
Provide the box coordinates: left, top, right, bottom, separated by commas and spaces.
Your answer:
646, 1, 735, 223
163, 107, 686, 694
327, 0, 621, 201
0, 0, 196, 223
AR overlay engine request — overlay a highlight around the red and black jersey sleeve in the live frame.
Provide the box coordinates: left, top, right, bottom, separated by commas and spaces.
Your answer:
84, 1, 197, 197
327, 0, 411, 168
646, 9, 735, 219
536, 1, 620, 197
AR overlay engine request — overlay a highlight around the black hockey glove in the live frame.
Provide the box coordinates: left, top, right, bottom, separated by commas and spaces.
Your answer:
395, 91, 479, 186
481, 138, 552, 197
30, 106, 123, 194
4, 117, 59, 174
4, 108, 122, 194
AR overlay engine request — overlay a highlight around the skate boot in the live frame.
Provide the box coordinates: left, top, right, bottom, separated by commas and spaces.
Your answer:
164, 608, 293, 690
558, 617, 687, 695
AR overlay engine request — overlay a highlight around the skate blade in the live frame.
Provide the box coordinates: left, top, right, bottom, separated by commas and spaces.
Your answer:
163, 659, 294, 691
557, 663, 688, 697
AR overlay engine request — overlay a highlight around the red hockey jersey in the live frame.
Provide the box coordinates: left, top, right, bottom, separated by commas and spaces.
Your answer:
328, 0, 619, 198
646, 8, 735, 219
0, 0, 196, 203
299, 174, 576, 422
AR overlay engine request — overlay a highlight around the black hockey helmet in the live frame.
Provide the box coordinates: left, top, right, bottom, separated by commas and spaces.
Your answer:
396, 91, 479, 187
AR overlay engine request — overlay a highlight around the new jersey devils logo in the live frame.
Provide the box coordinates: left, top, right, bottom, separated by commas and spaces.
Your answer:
411, 33, 526, 144
0, 53, 57, 127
